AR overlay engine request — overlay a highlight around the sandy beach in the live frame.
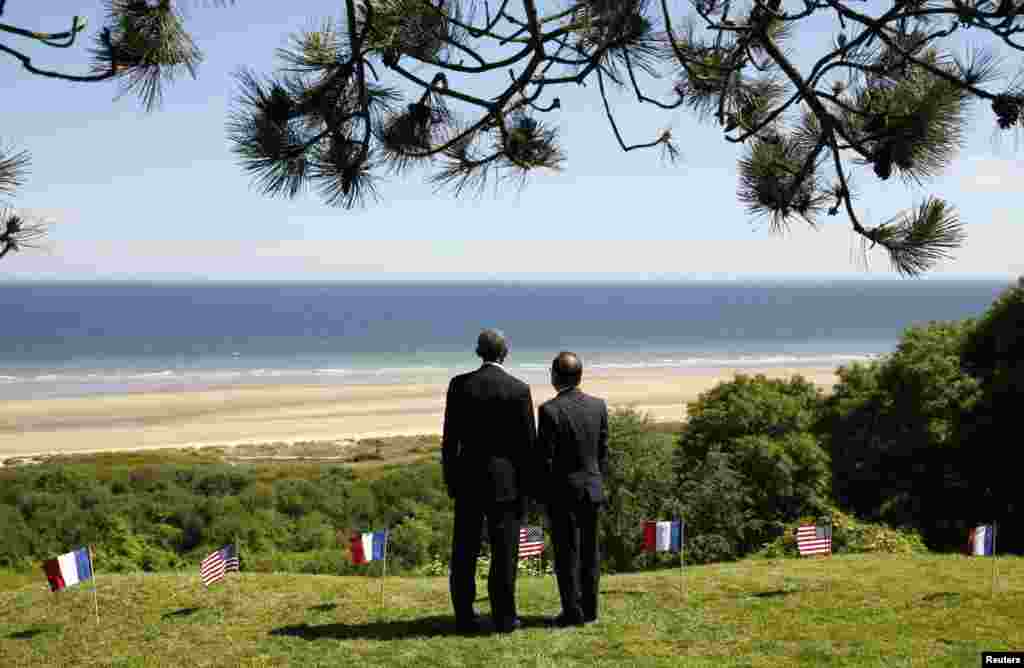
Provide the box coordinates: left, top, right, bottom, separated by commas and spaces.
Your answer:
0, 367, 839, 460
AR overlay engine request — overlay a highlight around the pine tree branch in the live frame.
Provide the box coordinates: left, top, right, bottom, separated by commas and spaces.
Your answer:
387, 59, 497, 109
0, 15, 86, 48
596, 67, 674, 155
402, 38, 533, 73
623, 48, 684, 109
0, 42, 116, 81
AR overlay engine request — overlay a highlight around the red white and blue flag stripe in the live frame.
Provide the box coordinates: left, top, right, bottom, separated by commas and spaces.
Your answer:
200, 544, 239, 587
42, 547, 94, 592
350, 530, 388, 564
796, 524, 832, 556
642, 520, 684, 553
518, 526, 545, 559
967, 525, 995, 556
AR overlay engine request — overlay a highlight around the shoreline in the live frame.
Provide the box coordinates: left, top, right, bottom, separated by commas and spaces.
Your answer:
0, 366, 839, 461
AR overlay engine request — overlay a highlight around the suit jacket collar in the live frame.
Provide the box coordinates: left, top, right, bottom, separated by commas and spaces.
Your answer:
480, 361, 506, 375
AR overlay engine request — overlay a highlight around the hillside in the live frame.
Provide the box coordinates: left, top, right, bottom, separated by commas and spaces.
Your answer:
2, 554, 1021, 667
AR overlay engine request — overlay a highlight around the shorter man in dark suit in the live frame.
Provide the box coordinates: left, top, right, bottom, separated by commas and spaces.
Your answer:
537, 351, 609, 627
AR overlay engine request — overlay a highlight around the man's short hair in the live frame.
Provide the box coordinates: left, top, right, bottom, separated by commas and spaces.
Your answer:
552, 351, 582, 387
476, 329, 508, 362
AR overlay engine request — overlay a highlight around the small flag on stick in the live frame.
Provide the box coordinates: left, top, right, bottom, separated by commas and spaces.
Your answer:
967, 524, 995, 556
200, 544, 239, 587
350, 530, 388, 564
642, 520, 684, 553
349, 529, 390, 611
518, 526, 545, 559
42, 547, 93, 592
642, 520, 686, 598
796, 523, 832, 556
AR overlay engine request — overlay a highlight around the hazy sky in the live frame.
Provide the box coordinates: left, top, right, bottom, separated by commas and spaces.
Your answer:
1, 0, 1021, 281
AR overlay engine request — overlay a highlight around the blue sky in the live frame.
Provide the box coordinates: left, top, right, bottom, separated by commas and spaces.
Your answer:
1, 0, 1021, 281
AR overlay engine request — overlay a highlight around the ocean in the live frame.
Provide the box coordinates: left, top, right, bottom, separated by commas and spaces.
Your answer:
0, 280, 1011, 400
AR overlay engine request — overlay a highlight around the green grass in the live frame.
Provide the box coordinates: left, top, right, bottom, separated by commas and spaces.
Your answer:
1, 553, 1020, 667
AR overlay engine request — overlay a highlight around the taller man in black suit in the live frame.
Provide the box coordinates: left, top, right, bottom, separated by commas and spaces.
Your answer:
442, 329, 537, 634
537, 351, 609, 627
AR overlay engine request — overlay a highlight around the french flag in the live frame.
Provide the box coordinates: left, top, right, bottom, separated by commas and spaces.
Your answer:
967, 525, 995, 556
350, 530, 388, 564
42, 547, 93, 592
642, 520, 684, 553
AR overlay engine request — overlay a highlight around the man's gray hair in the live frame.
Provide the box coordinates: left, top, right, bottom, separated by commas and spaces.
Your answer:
476, 328, 508, 362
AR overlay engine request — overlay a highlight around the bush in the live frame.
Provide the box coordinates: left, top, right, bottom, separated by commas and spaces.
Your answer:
194, 467, 253, 497
753, 510, 928, 558
678, 374, 824, 465
677, 451, 751, 563
820, 320, 981, 539
0, 505, 34, 568
958, 277, 1024, 553
600, 409, 680, 572
686, 534, 737, 564
675, 374, 831, 560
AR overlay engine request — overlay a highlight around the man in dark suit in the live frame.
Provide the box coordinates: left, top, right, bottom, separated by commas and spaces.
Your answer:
442, 329, 537, 634
537, 351, 609, 627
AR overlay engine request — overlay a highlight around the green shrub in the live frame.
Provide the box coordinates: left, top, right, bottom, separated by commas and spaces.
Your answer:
675, 374, 830, 561
600, 408, 680, 572
753, 510, 928, 558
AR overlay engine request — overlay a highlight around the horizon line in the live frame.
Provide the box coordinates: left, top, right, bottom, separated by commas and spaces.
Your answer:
0, 274, 1017, 285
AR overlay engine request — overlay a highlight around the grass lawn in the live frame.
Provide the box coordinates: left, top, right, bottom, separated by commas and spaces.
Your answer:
1, 553, 1020, 667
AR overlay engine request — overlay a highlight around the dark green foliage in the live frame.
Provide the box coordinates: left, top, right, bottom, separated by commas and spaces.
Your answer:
820, 319, 981, 542
676, 374, 831, 560
677, 451, 749, 564
958, 277, 1024, 553
755, 509, 928, 558
677, 374, 824, 463
870, 199, 966, 277
0, 505, 34, 569
732, 433, 831, 522
818, 279, 1023, 553
0, 458, 453, 574
962, 277, 1024, 392
193, 467, 252, 497
599, 409, 679, 572
91, 0, 204, 111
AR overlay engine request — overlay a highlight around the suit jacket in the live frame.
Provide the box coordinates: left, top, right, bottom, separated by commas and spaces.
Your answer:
442, 363, 537, 503
537, 387, 609, 505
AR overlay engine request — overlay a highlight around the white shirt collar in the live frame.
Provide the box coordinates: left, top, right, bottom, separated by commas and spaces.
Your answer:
483, 361, 504, 369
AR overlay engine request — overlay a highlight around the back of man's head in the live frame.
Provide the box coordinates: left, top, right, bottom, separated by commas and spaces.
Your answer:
552, 351, 582, 388
476, 328, 508, 363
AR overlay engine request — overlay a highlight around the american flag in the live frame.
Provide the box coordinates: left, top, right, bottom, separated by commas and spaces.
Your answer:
518, 526, 545, 559
795, 524, 832, 556
200, 543, 239, 586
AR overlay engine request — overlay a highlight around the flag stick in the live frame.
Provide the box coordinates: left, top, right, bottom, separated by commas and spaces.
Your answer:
679, 541, 685, 601
380, 529, 389, 613
88, 546, 100, 626
991, 521, 998, 597
235, 535, 241, 615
